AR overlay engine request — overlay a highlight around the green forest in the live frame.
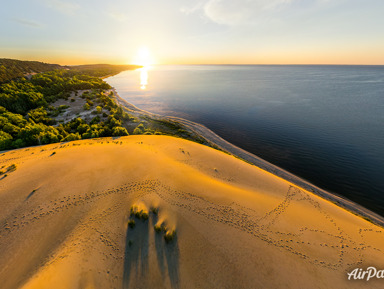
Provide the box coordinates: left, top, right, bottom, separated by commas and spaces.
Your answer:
0, 58, 141, 83
0, 59, 62, 83
0, 60, 144, 150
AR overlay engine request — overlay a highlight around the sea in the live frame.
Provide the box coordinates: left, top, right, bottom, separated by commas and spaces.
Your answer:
106, 65, 384, 216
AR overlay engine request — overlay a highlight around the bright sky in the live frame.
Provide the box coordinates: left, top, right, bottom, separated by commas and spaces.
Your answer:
1, 0, 384, 65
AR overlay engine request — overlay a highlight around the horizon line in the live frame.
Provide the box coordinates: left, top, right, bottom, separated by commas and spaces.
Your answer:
152, 63, 384, 66
2, 58, 384, 67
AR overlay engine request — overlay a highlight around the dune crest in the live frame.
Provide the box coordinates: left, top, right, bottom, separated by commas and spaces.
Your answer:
0, 135, 383, 289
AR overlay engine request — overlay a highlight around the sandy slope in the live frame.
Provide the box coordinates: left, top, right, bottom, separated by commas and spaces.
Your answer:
0, 135, 384, 289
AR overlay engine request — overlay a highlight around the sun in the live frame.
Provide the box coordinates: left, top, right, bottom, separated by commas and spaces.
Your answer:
133, 46, 154, 67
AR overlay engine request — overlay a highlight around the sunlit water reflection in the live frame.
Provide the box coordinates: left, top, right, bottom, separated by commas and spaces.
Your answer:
139, 67, 149, 90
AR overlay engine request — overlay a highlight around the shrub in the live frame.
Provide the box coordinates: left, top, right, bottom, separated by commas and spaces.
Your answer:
133, 123, 145, 135
151, 207, 158, 215
128, 219, 136, 228
164, 230, 176, 243
90, 116, 100, 125
58, 105, 69, 111
112, 126, 128, 136
154, 224, 163, 233
134, 210, 148, 220
7, 164, 17, 172
62, 133, 81, 142
77, 123, 89, 134
0, 131, 13, 150
130, 206, 148, 221
141, 212, 149, 220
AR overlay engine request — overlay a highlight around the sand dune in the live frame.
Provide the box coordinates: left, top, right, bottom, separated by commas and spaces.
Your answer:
1, 135, 383, 289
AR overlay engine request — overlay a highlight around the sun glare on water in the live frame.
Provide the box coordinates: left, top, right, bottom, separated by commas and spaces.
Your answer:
140, 69, 148, 90
133, 46, 154, 67
132, 46, 154, 90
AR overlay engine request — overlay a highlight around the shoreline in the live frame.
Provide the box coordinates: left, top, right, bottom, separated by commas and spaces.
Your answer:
110, 87, 384, 228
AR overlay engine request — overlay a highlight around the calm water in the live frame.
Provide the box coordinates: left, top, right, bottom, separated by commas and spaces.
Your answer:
106, 65, 384, 216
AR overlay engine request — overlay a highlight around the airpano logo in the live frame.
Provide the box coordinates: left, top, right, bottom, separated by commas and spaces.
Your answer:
347, 267, 384, 281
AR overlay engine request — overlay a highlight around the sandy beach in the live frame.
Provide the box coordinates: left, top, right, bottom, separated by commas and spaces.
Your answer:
1, 135, 384, 288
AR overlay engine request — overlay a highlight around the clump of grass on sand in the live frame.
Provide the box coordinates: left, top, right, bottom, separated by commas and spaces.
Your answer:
164, 229, 176, 243
128, 219, 136, 228
154, 221, 176, 243
136, 210, 149, 220
150, 206, 159, 215
154, 223, 165, 233
8, 164, 17, 172
130, 205, 149, 221
0, 164, 17, 175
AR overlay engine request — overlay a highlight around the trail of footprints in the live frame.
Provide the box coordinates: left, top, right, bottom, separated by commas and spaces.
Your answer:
150, 181, 384, 270
1, 178, 383, 273
0, 180, 157, 238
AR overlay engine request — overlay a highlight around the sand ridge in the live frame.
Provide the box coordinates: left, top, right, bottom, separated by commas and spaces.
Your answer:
0, 135, 384, 288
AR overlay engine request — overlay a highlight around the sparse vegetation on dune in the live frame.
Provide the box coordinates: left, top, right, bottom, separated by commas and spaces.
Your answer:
7, 163, 16, 172
139, 116, 209, 145
154, 223, 176, 243
164, 230, 176, 243
154, 224, 163, 233
152, 214, 177, 243
138, 211, 149, 220
129, 202, 177, 244
0, 163, 17, 175
150, 206, 159, 215
128, 219, 136, 228
130, 205, 149, 221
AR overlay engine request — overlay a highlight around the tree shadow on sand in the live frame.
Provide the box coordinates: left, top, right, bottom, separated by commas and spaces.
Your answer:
123, 219, 149, 287
25, 188, 39, 201
123, 213, 180, 289
153, 214, 180, 289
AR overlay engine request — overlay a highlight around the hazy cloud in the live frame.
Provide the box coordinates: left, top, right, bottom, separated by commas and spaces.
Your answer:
180, 2, 205, 15
108, 11, 127, 22
12, 18, 42, 28
203, 0, 293, 25
41, 0, 80, 15
181, 0, 331, 26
